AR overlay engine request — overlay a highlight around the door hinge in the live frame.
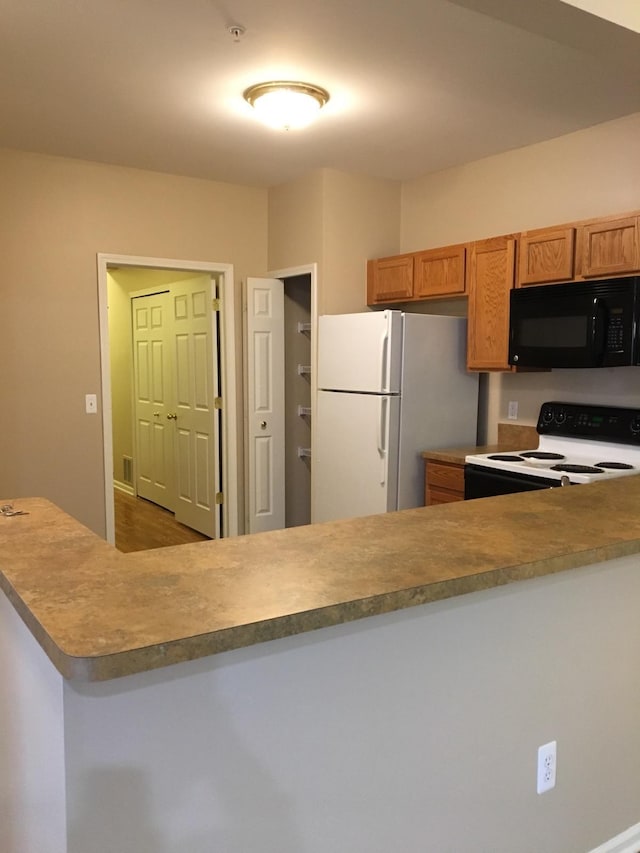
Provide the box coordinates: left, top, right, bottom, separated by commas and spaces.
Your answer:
215, 492, 224, 505
214, 397, 223, 409
211, 298, 220, 311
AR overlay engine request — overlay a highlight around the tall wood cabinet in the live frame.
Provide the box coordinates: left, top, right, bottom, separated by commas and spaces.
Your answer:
466, 235, 516, 371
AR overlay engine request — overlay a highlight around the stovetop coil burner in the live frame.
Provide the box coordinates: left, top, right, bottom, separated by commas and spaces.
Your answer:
520, 451, 565, 460
487, 454, 524, 462
596, 462, 635, 470
550, 464, 605, 474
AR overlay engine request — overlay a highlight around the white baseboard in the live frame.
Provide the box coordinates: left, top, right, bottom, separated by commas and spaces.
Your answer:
113, 480, 135, 496
588, 822, 640, 853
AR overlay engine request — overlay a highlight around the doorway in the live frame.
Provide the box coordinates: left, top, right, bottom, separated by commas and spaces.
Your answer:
244, 264, 317, 534
274, 264, 317, 528
97, 254, 239, 546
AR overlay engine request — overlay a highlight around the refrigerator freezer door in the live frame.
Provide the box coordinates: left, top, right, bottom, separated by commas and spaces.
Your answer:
317, 311, 403, 393
314, 390, 400, 523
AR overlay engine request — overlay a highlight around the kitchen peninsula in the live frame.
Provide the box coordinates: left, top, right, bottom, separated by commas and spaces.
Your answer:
2, 482, 640, 853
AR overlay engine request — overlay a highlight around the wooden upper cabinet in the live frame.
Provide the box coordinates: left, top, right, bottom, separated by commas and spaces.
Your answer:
579, 215, 640, 278
517, 227, 575, 286
414, 244, 467, 298
367, 254, 414, 304
467, 235, 516, 372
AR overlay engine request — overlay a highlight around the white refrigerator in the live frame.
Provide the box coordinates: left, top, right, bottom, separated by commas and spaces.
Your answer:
313, 310, 479, 523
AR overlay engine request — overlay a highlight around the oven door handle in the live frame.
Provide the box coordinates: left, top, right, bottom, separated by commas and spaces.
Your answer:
590, 297, 607, 365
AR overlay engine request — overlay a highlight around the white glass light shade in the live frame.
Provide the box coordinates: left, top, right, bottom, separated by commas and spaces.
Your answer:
243, 82, 329, 130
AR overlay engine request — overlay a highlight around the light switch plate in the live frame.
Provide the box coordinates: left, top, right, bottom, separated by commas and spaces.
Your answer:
85, 394, 98, 414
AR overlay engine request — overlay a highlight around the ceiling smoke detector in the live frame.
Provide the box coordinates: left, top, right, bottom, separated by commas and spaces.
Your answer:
228, 25, 245, 42
243, 81, 330, 130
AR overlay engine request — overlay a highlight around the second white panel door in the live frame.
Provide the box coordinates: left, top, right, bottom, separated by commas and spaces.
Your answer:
132, 277, 219, 538
132, 292, 175, 511
245, 277, 285, 534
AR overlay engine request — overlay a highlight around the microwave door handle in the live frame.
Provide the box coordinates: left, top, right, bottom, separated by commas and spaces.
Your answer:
590, 298, 607, 364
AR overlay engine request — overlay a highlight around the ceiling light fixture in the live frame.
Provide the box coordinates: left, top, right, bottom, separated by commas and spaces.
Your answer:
243, 81, 330, 131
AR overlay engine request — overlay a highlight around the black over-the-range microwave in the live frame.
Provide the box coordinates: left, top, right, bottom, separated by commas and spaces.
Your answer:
509, 276, 640, 369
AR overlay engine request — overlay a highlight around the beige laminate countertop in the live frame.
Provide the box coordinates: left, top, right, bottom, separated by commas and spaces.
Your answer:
2, 480, 640, 682
422, 423, 540, 465
422, 444, 505, 465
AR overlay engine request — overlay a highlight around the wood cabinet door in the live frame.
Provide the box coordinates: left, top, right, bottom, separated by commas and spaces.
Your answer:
414, 244, 467, 298
518, 227, 575, 286
467, 236, 516, 371
366, 255, 414, 304
579, 216, 640, 278
424, 460, 465, 505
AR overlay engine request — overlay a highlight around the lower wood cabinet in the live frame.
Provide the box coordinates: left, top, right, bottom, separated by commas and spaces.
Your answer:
424, 459, 465, 506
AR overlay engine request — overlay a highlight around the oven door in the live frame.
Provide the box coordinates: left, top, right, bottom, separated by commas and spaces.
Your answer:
464, 464, 566, 500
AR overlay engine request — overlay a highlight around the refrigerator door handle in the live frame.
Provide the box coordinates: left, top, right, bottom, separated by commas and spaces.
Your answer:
377, 397, 388, 485
379, 325, 389, 392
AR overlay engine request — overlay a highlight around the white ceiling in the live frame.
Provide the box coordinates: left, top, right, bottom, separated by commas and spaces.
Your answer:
1, 0, 639, 187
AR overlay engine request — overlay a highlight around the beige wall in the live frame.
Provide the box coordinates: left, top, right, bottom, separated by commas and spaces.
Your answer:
268, 170, 325, 275
268, 168, 401, 314
321, 169, 401, 314
0, 148, 267, 535
401, 111, 640, 440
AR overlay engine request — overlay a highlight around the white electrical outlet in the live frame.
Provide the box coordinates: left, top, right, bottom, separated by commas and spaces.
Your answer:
537, 740, 557, 794
508, 400, 518, 420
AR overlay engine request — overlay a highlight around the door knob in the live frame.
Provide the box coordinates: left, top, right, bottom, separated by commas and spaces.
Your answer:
167, 413, 177, 420
260, 420, 267, 429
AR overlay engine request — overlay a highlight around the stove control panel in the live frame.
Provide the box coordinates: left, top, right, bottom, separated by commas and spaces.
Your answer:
537, 402, 640, 444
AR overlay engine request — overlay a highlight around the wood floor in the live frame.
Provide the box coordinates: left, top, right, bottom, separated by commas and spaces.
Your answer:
114, 490, 210, 552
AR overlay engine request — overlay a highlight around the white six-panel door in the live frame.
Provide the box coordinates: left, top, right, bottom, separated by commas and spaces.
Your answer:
245, 278, 285, 534
170, 277, 219, 538
132, 278, 219, 538
132, 292, 175, 511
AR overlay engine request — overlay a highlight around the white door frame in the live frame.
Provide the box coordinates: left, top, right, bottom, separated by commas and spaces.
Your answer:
97, 253, 239, 544
266, 263, 318, 521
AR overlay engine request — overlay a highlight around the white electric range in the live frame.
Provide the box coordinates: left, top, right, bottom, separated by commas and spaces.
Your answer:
464, 402, 640, 499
